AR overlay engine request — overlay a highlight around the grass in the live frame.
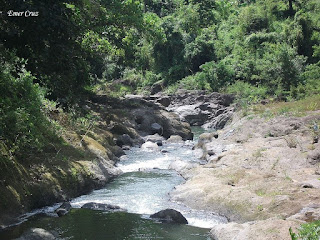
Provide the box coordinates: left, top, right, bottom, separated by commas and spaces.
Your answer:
252, 148, 267, 160
256, 189, 266, 196
257, 204, 264, 211
271, 158, 280, 170
251, 95, 320, 118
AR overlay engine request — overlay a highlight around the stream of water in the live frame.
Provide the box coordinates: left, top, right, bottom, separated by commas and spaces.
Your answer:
0, 128, 227, 239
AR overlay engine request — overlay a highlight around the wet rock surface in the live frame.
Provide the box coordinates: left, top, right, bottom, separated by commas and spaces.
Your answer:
55, 202, 72, 217
81, 202, 126, 212
16, 228, 60, 240
150, 209, 188, 224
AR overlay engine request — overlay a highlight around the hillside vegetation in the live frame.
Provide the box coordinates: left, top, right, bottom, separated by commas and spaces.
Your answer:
1, 0, 320, 160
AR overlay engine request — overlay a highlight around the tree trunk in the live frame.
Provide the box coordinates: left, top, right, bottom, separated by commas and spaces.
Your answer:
288, 0, 294, 15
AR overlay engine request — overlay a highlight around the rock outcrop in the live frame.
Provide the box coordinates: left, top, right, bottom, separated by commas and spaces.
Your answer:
171, 110, 320, 240
91, 95, 194, 141
145, 90, 235, 130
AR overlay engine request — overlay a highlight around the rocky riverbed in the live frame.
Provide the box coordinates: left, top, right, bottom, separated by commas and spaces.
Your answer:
2, 90, 319, 240
171, 108, 320, 239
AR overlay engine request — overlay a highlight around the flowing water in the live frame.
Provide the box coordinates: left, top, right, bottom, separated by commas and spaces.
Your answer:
0, 128, 227, 239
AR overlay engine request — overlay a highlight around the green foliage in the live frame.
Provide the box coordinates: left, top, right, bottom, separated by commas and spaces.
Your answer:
197, 60, 235, 91
290, 221, 320, 240
184, 27, 217, 73
299, 62, 320, 96
226, 81, 268, 103
1, 0, 320, 163
239, 5, 270, 35
0, 48, 52, 157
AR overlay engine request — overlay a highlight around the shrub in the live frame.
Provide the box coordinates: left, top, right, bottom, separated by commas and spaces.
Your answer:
0, 48, 51, 157
226, 81, 268, 103
290, 221, 320, 240
301, 62, 320, 96
198, 60, 234, 91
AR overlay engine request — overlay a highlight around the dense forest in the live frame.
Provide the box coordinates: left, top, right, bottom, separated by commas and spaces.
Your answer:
1, 0, 320, 160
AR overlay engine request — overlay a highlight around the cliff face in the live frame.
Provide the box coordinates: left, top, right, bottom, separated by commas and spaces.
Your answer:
0, 94, 193, 227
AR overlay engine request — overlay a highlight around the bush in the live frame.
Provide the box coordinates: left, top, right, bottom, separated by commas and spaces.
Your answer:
239, 5, 269, 35
290, 221, 320, 240
179, 74, 210, 90
198, 60, 234, 91
226, 81, 268, 103
0, 49, 51, 157
301, 62, 320, 96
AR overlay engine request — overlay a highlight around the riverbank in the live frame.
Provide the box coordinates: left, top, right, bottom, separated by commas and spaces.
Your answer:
171, 95, 320, 239
0, 94, 194, 227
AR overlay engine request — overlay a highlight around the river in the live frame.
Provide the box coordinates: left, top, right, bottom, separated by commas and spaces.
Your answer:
0, 128, 226, 239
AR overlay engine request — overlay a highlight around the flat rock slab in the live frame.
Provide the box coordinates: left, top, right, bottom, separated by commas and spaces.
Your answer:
210, 219, 300, 240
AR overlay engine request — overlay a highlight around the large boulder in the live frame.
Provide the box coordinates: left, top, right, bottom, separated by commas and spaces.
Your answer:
131, 108, 193, 140
111, 146, 125, 157
151, 82, 163, 95
141, 141, 159, 151
174, 104, 209, 126
116, 134, 133, 147
156, 97, 171, 107
150, 209, 188, 224
143, 134, 165, 143
55, 202, 72, 217
167, 135, 184, 143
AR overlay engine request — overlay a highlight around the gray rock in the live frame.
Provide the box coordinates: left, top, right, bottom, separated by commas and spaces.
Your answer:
151, 82, 163, 95
157, 97, 171, 107
167, 135, 184, 143
122, 145, 131, 150
142, 136, 163, 146
150, 209, 188, 224
16, 228, 59, 240
81, 202, 126, 212
165, 91, 234, 129
174, 104, 208, 126
308, 150, 320, 165
141, 141, 159, 151
203, 108, 233, 130
112, 146, 125, 157
143, 134, 165, 143
55, 202, 71, 217
116, 134, 133, 147
151, 123, 163, 134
